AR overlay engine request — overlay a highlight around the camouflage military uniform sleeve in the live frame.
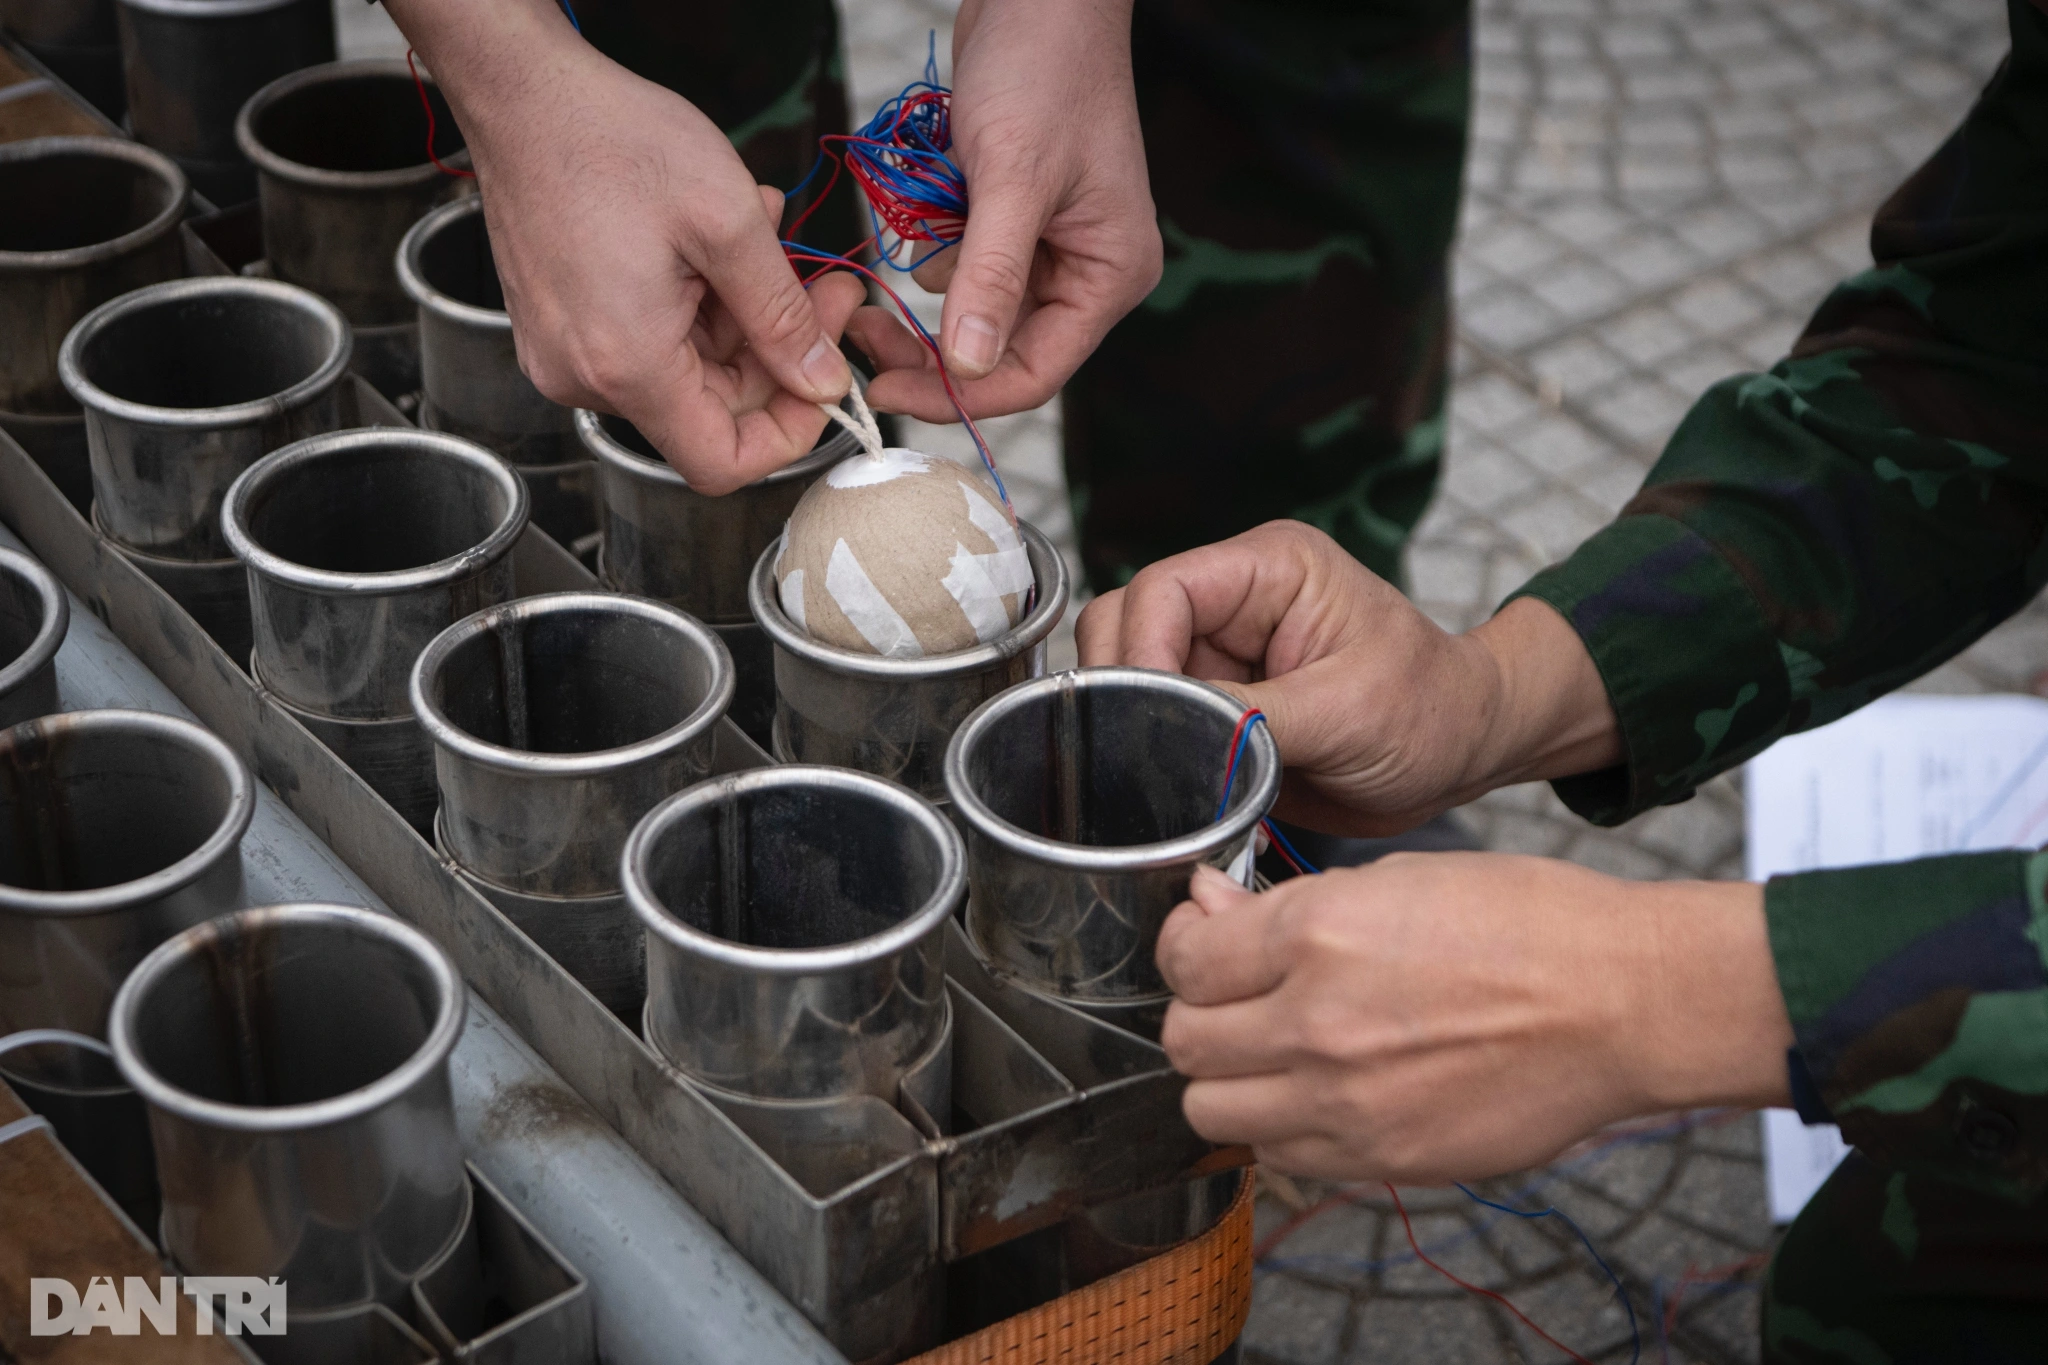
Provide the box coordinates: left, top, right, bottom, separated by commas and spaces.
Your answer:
1510, 0, 2048, 828
1503, 0, 2048, 1192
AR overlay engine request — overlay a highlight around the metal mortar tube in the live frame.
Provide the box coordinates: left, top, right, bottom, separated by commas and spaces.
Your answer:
0, 0, 126, 118
236, 60, 473, 397
0, 546, 67, 727
0, 709, 255, 1037
109, 902, 471, 1315
746, 524, 1069, 805
943, 667, 1282, 1007
626, 765, 962, 1101
114, 0, 335, 205
412, 592, 733, 893
398, 196, 576, 467
221, 427, 528, 719
58, 276, 352, 560
578, 405, 858, 624
0, 1027, 160, 1235
0, 136, 186, 509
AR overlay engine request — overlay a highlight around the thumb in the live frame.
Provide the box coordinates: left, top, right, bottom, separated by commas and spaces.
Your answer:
1208, 676, 1301, 768
698, 197, 851, 404
940, 173, 1048, 378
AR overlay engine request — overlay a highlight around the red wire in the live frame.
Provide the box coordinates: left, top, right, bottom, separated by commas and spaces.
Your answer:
781, 246, 1012, 526
1385, 1184, 1597, 1365
406, 50, 474, 179
1262, 819, 1310, 876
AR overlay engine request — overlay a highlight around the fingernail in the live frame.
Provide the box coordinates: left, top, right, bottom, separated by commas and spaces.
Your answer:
802, 339, 850, 398
951, 314, 1000, 376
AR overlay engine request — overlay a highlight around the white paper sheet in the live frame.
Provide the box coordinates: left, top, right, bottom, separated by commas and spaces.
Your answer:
1744, 691, 2048, 1222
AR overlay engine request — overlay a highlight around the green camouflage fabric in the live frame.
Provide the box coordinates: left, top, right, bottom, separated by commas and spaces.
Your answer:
1063, 0, 1470, 593
578, 0, 862, 254
1766, 1149, 2048, 1364
1508, 2, 2048, 1356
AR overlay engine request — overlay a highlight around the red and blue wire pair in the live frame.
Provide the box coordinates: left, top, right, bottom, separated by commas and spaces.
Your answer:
1216, 709, 1320, 876
784, 38, 965, 274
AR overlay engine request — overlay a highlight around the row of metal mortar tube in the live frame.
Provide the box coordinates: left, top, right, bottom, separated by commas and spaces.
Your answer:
0, 0, 335, 203
0, 399, 1262, 1362
0, 513, 845, 1365
0, 66, 1279, 1364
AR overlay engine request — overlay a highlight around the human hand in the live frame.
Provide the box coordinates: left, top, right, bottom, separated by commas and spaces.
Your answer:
846, 0, 1161, 421
1075, 521, 1623, 835
390, 0, 862, 494
1157, 861, 1792, 1183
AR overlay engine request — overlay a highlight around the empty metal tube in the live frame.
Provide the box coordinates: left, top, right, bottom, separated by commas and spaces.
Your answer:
222, 427, 528, 720
109, 903, 470, 1315
626, 765, 962, 1101
236, 59, 472, 398
0, 137, 186, 417
0, 546, 67, 728
59, 276, 352, 560
0, 136, 186, 509
579, 406, 858, 625
0, 1027, 159, 1235
115, 0, 335, 205
398, 196, 576, 467
747, 523, 1068, 804
0, 0, 126, 118
411, 592, 734, 896
0, 709, 254, 1038
944, 667, 1281, 1003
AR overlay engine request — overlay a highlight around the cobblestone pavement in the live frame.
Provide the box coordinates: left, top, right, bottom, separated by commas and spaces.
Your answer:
341, 1, 2030, 1359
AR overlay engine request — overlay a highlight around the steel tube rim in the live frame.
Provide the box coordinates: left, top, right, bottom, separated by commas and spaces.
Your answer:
575, 404, 856, 492
0, 548, 68, 704
108, 903, 466, 1133
747, 522, 1068, 679
409, 591, 735, 777
943, 667, 1281, 871
0, 710, 255, 917
0, 1028, 129, 1098
625, 765, 965, 975
221, 428, 529, 595
0, 137, 188, 272
117, 0, 315, 17
235, 59, 468, 191
396, 196, 507, 332
57, 277, 352, 429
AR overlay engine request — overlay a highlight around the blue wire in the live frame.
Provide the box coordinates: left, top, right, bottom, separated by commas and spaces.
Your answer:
557, 0, 579, 32
1262, 819, 1320, 875
1213, 714, 1263, 821
1457, 1183, 1640, 1365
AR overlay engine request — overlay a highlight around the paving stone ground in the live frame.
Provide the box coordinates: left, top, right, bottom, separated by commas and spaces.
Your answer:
339, 0, 2030, 1359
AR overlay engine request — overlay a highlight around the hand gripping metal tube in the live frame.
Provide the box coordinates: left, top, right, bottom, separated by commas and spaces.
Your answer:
222, 427, 529, 720
0, 137, 187, 509
410, 592, 735, 1019
114, 0, 335, 205
58, 275, 353, 561
625, 765, 962, 1103
0, 709, 255, 1039
746, 524, 1069, 806
0, 547, 67, 728
943, 668, 1282, 1025
109, 903, 471, 1316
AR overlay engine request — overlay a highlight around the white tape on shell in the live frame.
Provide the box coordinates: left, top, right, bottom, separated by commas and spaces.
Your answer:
824, 538, 923, 657
825, 447, 933, 489
780, 568, 808, 632
941, 541, 1012, 644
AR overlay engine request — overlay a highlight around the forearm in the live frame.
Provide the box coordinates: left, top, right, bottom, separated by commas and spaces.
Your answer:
1460, 596, 1623, 791
381, 0, 593, 136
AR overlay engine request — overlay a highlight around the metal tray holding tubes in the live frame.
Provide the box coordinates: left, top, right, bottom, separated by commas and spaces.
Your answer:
0, 411, 1239, 1362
